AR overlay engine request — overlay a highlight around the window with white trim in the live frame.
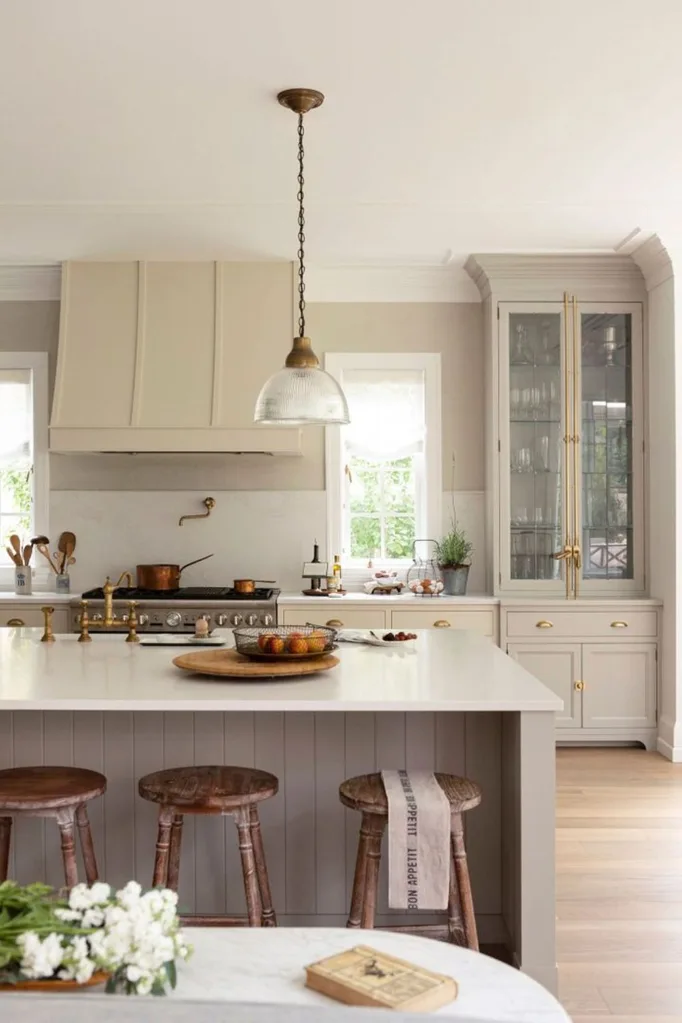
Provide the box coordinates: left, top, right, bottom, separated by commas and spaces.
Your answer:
0, 353, 49, 575
325, 353, 441, 571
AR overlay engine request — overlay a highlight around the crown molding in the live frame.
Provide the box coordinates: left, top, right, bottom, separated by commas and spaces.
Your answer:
0, 264, 61, 301
630, 234, 674, 291
465, 253, 645, 301
305, 264, 480, 303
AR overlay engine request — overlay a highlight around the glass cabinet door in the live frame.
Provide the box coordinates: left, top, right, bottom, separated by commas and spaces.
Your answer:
502, 307, 566, 589
579, 306, 643, 590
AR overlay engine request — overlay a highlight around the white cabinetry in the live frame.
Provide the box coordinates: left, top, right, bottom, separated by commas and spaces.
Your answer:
1, 606, 69, 631
502, 602, 659, 748
278, 600, 498, 638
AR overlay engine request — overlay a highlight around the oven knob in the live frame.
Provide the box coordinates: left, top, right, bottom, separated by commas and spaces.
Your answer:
120, 613, 129, 623
216, 614, 228, 627
230, 613, 243, 627
263, 614, 274, 627
246, 613, 258, 627
92, 613, 103, 622
166, 612, 182, 628
138, 614, 149, 626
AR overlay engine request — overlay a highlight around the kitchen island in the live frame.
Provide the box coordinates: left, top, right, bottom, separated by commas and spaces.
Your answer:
0, 628, 561, 992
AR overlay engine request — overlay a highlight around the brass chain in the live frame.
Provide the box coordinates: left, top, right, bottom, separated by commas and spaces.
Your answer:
296, 113, 306, 338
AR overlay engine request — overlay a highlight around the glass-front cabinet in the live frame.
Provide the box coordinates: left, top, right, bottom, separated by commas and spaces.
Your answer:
498, 299, 643, 596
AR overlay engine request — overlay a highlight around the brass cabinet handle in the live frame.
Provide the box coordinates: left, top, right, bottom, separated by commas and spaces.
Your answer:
611, 621, 628, 629
433, 620, 451, 628
574, 680, 585, 691
326, 619, 344, 628
536, 620, 554, 629
6, 618, 25, 627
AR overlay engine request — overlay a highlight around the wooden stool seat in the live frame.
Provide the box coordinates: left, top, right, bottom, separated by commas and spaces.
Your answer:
138, 765, 278, 812
341, 771, 481, 950
138, 765, 278, 928
0, 766, 106, 810
339, 772, 482, 816
0, 766, 106, 889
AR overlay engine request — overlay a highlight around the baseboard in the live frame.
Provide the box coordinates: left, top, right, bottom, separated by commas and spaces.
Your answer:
657, 736, 682, 762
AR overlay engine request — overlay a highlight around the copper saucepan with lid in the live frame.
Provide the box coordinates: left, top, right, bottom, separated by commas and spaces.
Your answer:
136, 555, 214, 591
233, 578, 277, 595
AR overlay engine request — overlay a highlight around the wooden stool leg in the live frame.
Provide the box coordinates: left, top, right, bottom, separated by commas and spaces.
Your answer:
56, 808, 79, 889
152, 806, 174, 888
235, 806, 262, 927
361, 815, 386, 929
451, 813, 478, 951
0, 817, 11, 882
166, 814, 184, 892
75, 804, 99, 884
347, 812, 373, 929
249, 805, 276, 926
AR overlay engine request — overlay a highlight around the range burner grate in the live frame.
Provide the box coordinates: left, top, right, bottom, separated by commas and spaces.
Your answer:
80, 586, 276, 601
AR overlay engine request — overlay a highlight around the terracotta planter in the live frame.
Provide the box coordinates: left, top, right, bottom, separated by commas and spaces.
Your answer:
440, 565, 470, 596
0, 971, 109, 992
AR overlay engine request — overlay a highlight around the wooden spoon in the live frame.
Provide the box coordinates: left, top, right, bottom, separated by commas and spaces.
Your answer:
9, 534, 22, 563
23, 544, 33, 566
57, 531, 76, 574
5, 546, 22, 567
36, 543, 58, 574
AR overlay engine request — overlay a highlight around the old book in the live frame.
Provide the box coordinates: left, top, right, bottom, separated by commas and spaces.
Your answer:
305, 944, 458, 1012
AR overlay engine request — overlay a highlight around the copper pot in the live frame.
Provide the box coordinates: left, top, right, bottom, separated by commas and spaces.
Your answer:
136, 555, 214, 591
233, 578, 276, 595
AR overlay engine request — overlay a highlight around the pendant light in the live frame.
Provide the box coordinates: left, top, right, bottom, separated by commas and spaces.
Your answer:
254, 88, 350, 426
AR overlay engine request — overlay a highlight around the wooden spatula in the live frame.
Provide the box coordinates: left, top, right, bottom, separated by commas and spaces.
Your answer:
57, 531, 76, 573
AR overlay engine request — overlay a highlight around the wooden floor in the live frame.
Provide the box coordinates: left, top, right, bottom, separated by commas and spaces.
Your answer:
557, 747, 682, 1022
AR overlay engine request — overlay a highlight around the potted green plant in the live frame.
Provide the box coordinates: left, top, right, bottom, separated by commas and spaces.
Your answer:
436, 524, 473, 596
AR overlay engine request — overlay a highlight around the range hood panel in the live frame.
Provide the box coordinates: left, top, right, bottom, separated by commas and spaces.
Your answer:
50, 260, 302, 455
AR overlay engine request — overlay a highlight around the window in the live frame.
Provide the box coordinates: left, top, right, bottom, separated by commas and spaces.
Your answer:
326, 354, 441, 570
0, 353, 49, 574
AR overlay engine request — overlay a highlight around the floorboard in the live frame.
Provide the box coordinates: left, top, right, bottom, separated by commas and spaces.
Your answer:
557, 748, 682, 1020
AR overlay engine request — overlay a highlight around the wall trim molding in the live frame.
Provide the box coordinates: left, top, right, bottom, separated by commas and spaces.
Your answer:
656, 736, 682, 762
465, 252, 645, 300
0, 264, 61, 300
630, 234, 674, 291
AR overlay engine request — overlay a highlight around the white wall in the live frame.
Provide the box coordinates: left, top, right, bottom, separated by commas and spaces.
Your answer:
50, 489, 487, 593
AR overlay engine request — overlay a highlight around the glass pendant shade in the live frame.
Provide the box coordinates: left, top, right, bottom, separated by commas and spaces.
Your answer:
255, 364, 350, 425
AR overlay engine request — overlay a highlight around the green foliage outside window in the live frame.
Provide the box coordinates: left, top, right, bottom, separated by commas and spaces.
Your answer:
348, 456, 416, 560
1, 468, 32, 537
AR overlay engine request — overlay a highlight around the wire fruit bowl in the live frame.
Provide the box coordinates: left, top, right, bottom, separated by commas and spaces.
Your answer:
233, 625, 337, 660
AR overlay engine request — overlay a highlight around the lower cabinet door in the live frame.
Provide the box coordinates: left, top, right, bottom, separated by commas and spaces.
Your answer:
507, 643, 582, 729
582, 643, 657, 729
391, 610, 495, 636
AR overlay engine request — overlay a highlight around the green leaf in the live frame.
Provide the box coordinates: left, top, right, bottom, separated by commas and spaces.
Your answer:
165, 959, 177, 989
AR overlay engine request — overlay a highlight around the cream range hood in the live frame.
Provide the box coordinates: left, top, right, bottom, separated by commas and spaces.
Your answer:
50, 261, 302, 455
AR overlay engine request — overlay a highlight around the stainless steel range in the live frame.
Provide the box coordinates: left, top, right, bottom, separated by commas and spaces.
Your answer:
70, 587, 279, 634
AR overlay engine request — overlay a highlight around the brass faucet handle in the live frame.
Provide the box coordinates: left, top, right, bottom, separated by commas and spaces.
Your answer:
78, 600, 92, 643
125, 600, 140, 644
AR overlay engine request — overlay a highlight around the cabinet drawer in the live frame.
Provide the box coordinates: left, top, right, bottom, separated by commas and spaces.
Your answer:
1, 608, 69, 631
280, 607, 388, 629
391, 610, 495, 636
506, 610, 657, 639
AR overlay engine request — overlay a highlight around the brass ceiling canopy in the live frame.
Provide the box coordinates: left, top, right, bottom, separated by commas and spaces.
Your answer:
277, 88, 324, 115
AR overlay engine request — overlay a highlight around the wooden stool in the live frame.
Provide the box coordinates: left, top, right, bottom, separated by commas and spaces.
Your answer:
0, 766, 106, 889
340, 772, 482, 949
138, 765, 278, 927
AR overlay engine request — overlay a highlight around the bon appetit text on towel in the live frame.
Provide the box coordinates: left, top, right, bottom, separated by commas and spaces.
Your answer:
382, 770, 450, 911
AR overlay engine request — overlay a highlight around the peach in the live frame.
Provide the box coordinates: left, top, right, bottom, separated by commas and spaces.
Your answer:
288, 637, 309, 655
306, 636, 326, 653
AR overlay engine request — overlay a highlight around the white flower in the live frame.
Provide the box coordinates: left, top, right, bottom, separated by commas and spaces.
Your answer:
126, 965, 142, 983
117, 880, 142, 909
17, 932, 64, 979
89, 882, 112, 904
137, 976, 153, 996
68, 883, 95, 912
54, 908, 82, 922
82, 907, 105, 929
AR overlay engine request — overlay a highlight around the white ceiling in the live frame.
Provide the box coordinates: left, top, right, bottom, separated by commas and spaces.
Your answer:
1, 0, 681, 266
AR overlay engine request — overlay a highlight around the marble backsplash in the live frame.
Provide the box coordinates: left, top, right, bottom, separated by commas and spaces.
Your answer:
48, 490, 486, 593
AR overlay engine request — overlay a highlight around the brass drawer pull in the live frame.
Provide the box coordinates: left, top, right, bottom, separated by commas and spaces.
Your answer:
611, 621, 628, 629
326, 619, 344, 628
433, 620, 451, 628
536, 620, 554, 629
6, 618, 25, 627
574, 680, 585, 691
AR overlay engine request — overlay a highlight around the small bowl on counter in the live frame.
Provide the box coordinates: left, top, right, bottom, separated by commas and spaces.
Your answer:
233, 625, 337, 660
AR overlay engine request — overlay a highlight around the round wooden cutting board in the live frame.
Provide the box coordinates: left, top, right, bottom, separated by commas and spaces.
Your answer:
172, 648, 340, 679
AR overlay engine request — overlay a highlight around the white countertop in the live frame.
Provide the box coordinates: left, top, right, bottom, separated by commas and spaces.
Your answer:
0, 628, 560, 713
0, 591, 78, 604
279, 592, 499, 605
